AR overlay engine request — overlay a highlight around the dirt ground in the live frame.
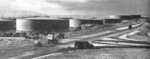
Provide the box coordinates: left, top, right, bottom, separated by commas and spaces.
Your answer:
41, 24, 150, 59
0, 41, 34, 59
41, 33, 150, 59
128, 34, 150, 42
0, 40, 65, 59
38, 26, 150, 59
42, 48, 150, 59
0, 21, 142, 59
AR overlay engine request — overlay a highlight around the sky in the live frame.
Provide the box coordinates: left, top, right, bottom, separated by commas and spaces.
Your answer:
0, 0, 149, 17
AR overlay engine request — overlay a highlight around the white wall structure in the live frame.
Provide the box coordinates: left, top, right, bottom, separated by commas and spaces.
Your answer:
69, 19, 81, 28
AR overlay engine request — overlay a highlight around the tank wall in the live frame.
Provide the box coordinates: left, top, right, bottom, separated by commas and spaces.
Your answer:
16, 19, 69, 32
105, 19, 122, 23
0, 21, 15, 30
119, 15, 133, 20
81, 20, 103, 25
131, 15, 141, 19
40, 20, 69, 32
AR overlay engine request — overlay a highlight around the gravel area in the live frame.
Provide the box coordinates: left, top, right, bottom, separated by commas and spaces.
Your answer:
0, 41, 34, 59
128, 35, 150, 42
0, 40, 65, 59
42, 48, 150, 59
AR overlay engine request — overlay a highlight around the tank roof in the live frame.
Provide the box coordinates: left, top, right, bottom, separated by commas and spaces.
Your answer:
73, 18, 104, 20
105, 18, 120, 19
18, 17, 67, 20
0, 19, 14, 21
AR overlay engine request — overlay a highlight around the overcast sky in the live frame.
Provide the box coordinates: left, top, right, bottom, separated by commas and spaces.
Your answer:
0, 0, 149, 17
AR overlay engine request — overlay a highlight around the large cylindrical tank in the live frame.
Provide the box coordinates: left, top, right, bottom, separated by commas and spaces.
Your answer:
16, 18, 69, 32
16, 19, 34, 31
105, 18, 122, 23
105, 15, 122, 23
80, 19, 104, 25
0, 19, 15, 30
69, 19, 81, 28
130, 15, 141, 19
109, 15, 120, 19
119, 15, 133, 20
69, 19, 81, 31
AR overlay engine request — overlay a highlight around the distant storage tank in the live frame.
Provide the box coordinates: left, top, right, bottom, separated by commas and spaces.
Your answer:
0, 19, 15, 30
105, 18, 122, 23
109, 15, 120, 19
16, 18, 69, 32
80, 19, 104, 25
16, 19, 34, 31
69, 19, 81, 31
130, 15, 141, 19
119, 15, 133, 20
69, 19, 81, 27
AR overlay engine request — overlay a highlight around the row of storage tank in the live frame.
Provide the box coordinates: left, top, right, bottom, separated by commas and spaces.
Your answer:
0, 15, 146, 32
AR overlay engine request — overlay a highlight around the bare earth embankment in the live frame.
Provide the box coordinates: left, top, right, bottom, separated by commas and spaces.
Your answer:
41, 22, 150, 59
42, 48, 150, 59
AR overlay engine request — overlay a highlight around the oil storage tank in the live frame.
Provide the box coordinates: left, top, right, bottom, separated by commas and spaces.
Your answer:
105, 15, 122, 24
0, 19, 15, 30
130, 15, 141, 19
105, 18, 122, 24
80, 18, 104, 25
109, 15, 120, 19
119, 15, 133, 20
16, 19, 36, 31
73, 18, 104, 30
16, 18, 69, 32
69, 19, 81, 31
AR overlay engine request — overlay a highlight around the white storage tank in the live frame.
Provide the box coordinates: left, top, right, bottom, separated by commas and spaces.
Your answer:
16, 19, 34, 31
69, 19, 81, 31
69, 19, 81, 28
109, 15, 120, 19
104, 15, 122, 24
